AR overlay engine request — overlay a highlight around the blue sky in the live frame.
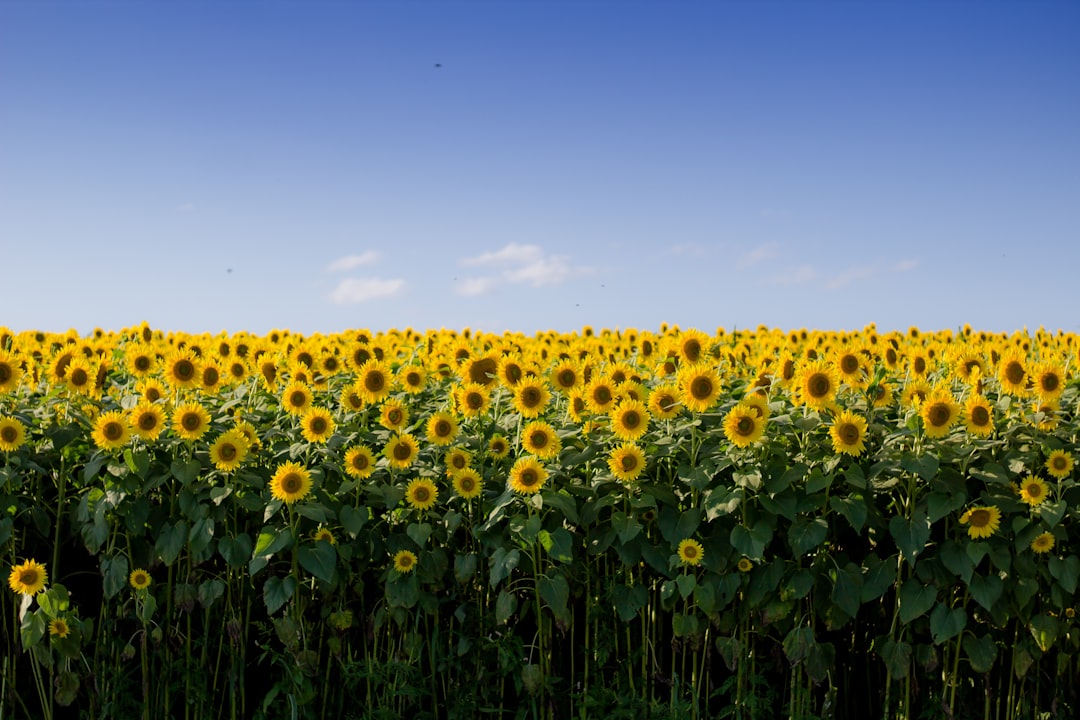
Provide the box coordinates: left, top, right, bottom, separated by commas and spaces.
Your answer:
2, 0, 1078, 337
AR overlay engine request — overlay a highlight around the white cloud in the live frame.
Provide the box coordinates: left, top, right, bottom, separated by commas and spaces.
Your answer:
328, 277, 404, 304
455, 243, 589, 296
737, 244, 779, 270
666, 243, 710, 257
825, 265, 877, 289
768, 265, 817, 286
326, 252, 380, 272
894, 259, 918, 272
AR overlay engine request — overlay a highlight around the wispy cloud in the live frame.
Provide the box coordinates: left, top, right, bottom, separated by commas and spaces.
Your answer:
328, 277, 404, 304
894, 259, 918, 272
824, 265, 877, 289
455, 243, 589, 296
326, 252, 380, 272
666, 242, 710, 257
768, 265, 818, 286
736, 243, 779, 270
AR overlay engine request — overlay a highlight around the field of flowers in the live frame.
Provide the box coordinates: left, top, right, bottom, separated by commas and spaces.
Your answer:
1, 322, 1078, 719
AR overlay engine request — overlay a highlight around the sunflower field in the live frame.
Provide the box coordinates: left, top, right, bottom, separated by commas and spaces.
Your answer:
2, 323, 1079, 719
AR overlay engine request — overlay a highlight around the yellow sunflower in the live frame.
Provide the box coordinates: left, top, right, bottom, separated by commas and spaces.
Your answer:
677, 539, 704, 567
1031, 360, 1066, 401
64, 356, 96, 396
508, 456, 547, 495
647, 383, 682, 420
313, 527, 337, 545
678, 365, 723, 413
1018, 474, 1050, 507
794, 359, 838, 411
608, 443, 646, 482
48, 618, 71, 638
425, 412, 459, 447
0, 349, 24, 393
674, 329, 711, 365
920, 387, 960, 439
454, 382, 491, 418
356, 359, 393, 404
92, 410, 131, 451
452, 468, 484, 499
737, 557, 754, 573
962, 395, 994, 437
405, 478, 439, 511
0, 416, 27, 453
300, 407, 336, 444
465, 354, 500, 387
487, 434, 510, 460
269, 461, 313, 504
397, 364, 428, 394
443, 447, 472, 476
959, 506, 1001, 539
996, 350, 1028, 395
824, 410, 864, 457
609, 400, 650, 442
1032, 399, 1061, 432
343, 445, 377, 479
550, 360, 582, 393
374, 400, 407, 432
1031, 532, 1056, 554
521, 421, 561, 459
129, 402, 166, 442
393, 549, 418, 574
209, 430, 249, 472
723, 403, 766, 449
584, 377, 618, 414
8, 559, 47, 595
1045, 450, 1074, 480
129, 568, 152, 590
172, 401, 211, 441
164, 350, 200, 390
232, 420, 260, 450
280, 381, 313, 416
384, 434, 420, 470
136, 378, 168, 404
513, 378, 550, 419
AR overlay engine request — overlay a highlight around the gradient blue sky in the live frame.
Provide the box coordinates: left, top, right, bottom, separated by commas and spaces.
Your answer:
2, 1, 1078, 337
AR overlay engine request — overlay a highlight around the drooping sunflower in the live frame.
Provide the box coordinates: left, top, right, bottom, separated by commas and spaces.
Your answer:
172, 401, 211, 441
962, 395, 995, 437
0, 349, 24, 393
343, 445, 377, 479
384, 433, 420, 469
723, 403, 766, 449
920, 387, 960, 439
609, 400, 650, 442
425, 412, 459, 447
828, 409, 867, 456
584, 377, 618, 414
678, 365, 723, 413
1018, 474, 1050, 507
608, 443, 646, 482
454, 382, 491, 418
487, 433, 511, 460
521, 421, 561, 459
452, 468, 484, 499
393, 549, 418, 574
300, 407, 336, 444
269, 461, 313, 504
209, 430, 249, 472
8, 559, 47, 595
404, 478, 439, 511
794, 359, 838, 411
444, 447, 472, 476
129, 568, 152, 590
397, 364, 428, 394
677, 539, 704, 567
92, 410, 131, 451
356, 359, 393, 404
313, 527, 337, 545
0, 416, 27, 453
280, 381, 314, 416
48, 618, 71, 638
647, 383, 682, 420
1031, 532, 1056, 554
513, 379, 550, 419
508, 456, 547, 495
129, 402, 167, 442
164, 350, 200, 390
1031, 360, 1066, 401
1045, 450, 1074, 480
959, 505, 1001, 539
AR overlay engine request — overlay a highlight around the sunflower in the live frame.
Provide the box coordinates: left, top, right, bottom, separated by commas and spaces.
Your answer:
582, 377, 616, 414
521, 421, 561, 459
920, 387, 960, 439
677, 539, 704, 567
828, 409, 867, 456
647, 383, 682, 420
608, 443, 646, 482
64, 356, 96, 396
454, 383, 491, 418
226, 359, 249, 383
741, 392, 771, 421
508, 456, 547, 495
269, 461, 313, 504
487, 434, 511, 460
444, 447, 472, 476
1045, 450, 1074, 480
1018, 474, 1050, 507
379, 400, 410, 431
280, 381, 313, 416
209, 430, 249, 472
678, 365, 723, 413
258, 355, 280, 391
356, 359, 393, 404
962, 395, 994, 437
92, 410, 131, 451
996, 351, 1028, 395
497, 354, 526, 388
609, 400, 650, 442
834, 348, 866, 388
405, 478, 439, 511
164, 350, 200, 390
136, 378, 168, 404
737, 557, 754, 573
959, 506, 1001, 539
513, 379, 550, 419
1033, 399, 1061, 432
342, 445, 377, 479
550, 360, 581, 393
0, 416, 27, 453
393, 549, 418, 574
48, 618, 71, 638
452, 468, 484, 499
675, 329, 711, 365
173, 401, 211, 441
422, 411, 457, 447
313, 527, 337, 545
465, 354, 500, 387
1031, 532, 1056, 554
397, 364, 428, 394
901, 379, 932, 409
794, 359, 838, 411
8, 559, 47, 595
129, 568, 152, 590
0, 349, 24, 393
129, 402, 167, 441
1031, 360, 1066, 401
232, 420, 260, 450
300, 407, 336, 444
384, 433, 420, 469
338, 385, 365, 414
46, 349, 75, 385
723, 403, 766, 449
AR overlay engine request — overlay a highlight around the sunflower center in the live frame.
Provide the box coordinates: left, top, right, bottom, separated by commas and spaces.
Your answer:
393, 442, 412, 461
927, 403, 951, 427
182, 414, 201, 431
451, 455, 467, 469
1025, 483, 1044, 499
219, 444, 237, 461
175, 360, 195, 381
398, 555, 414, 569
1, 426, 17, 443
1052, 457, 1068, 471
103, 421, 124, 440
505, 365, 523, 384
387, 409, 403, 424
138, 414, 158, 431
406, 372, 422, 387
683, 339, 702, 363
620, 455, 639, 471
466, 393, 484, 410
134, 356, 151, 372
690, 377, 714, 401
914, 357, 926, 374
413, 486, 430, 503
682, 545, 698, 559
1041, 374, 1060, 393
521, 388, 542, 408
459, 476, 476, 492
364, 372, 385, 393
70, 368, 89, 386
203, 368, 219, 386
736, 416, 755, 436
807, 374, 831, 399
970, 406, 990, 426
145, 387, 162, 402
594, 387, 612, 404
1005, 362, 1025, 385
263, 365, 278, 383
289, 391, 307, 408
310, 417, 328, 434
530, 430, 549, 448
839, 423, 860, 444
491, 440, 507, 455
19, 569, 39, 586
969, 509, 991, 528
519, 470, 538, 488
840, 355, 859, 374
435, 420, 452, 437
282, 473, 303, 494
558, 370, 576, 388
622, 411, 641, 429
470, 358, 497, 384
352, 454, 370, 470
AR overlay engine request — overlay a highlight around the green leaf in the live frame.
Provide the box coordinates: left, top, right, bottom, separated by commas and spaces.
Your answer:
124, 448, 150, 478
489, 547, 520, 589
844, 463, 866, 489
730, 523, 771, 560
613, 584, 648, 622
495, 589, 517, 624
454, 553, 478, 584
263, 576, 296, 615
385, 573, 419, 609
963, 633, 997, 674
170, 458, 201, 486
898, 581, 937, 624
831, 565, 862, 619
969, 463, 1011, 486
406, 522, 432, 548
1029, 614, 1060, 652
783, 569, 815, 601
138, 593, 158, 623
339, 505, 369, 536
788, 517, 828, 558
861, 556, 897, 603
612, 511, 641, 544
540, 490, 579, 524
672, 612, 700, 637
188, 516, 215, 556
295, 503, 331, 524
197, 579, 225, 609
783, 626, 816, 664
537, 574, 570, 623
102, 555, 129, 600
889, 511, 930, 566
1049, 555, 1080, 594
759, 491, 797, 521
901, 452, 939, 480
805, 468, 832, 494
878, 638, 912, 679
37, 584, 71, 618
298, 541, 337, 583
538, 527, 574, 564
766, 463, 806, 494
155, 520, 187, 566
830, 495, 867, 532
968, 573, 1004, 611
676, 573, 697, 599
940, 541, 975, 584
927, 492, 966, 523
218, 534, 253, 569
930, 603, 966, 644
1038, 500, 1067, 528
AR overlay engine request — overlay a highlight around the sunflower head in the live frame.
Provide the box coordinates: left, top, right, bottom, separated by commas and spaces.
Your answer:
1045, 450, 1074, 480
607, 443, 646, 483
487, 434, 510, 460
723, 403, 766, 449
737, 557, 754, 573
959, 505, 1001, 539
509, 456, 547, 495
1018, 474, 1050, 507
385, 434, 419, 469
0, 416, 27, 453
313, 527, 337, 545
452, 468, 484, 500
270, 461, 313, 504
828, 409, 866, 457
404, 478, 439, 511
344, 445, 377, 479
301, 407, 336, 444
8, 559, 47, 595
48, 618, 71, 638
129, 568, 152, 590
1031, 532, 1056, 555
677, 539, 704, 567
393, 549, 418, 574
425, 412, 459, 446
